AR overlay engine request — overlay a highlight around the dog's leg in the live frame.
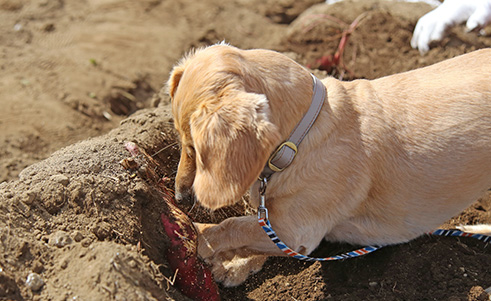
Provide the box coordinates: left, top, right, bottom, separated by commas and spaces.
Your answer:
195, 216, 286, 257
194, 216, 286, 286
206, 251, 268, 287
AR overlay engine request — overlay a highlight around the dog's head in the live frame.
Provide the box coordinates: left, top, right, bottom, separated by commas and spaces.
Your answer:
167, 45, 283, 209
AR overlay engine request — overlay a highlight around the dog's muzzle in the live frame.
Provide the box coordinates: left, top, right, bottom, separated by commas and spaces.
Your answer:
175, 186, 194, 205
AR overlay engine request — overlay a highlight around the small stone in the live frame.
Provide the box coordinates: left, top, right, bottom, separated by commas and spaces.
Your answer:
103, 111, 112, 121
92, 222, 112, 240
60, 259, 68, 269
43, 23, 55, 32
50, 174, 69, 186
81, 237, 92, 248
369, 281, 378, 288
72, 231, 83, 242
48, 231, 73, 248
26, 273, 44, 291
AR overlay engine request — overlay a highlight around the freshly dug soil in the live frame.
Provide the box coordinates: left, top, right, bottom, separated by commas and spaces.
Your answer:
1, 0, 490, 300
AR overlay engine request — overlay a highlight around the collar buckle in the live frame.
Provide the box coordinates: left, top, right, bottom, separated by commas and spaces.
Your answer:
267, 141, 298, 172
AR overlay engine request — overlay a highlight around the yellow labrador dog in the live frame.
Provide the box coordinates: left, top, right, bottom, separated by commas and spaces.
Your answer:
168, 44, 491, 286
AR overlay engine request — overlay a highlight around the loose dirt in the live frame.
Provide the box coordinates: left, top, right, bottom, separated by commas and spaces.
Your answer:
1, 0, 490, 300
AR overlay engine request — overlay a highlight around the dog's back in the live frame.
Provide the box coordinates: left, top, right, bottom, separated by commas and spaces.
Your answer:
334, 50, 491, 241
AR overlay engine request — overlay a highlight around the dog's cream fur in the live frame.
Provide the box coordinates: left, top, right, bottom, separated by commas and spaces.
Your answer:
168, 44, 491, 286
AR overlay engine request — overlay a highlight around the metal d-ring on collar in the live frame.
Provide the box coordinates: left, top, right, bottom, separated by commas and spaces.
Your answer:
257, 177, 268, 220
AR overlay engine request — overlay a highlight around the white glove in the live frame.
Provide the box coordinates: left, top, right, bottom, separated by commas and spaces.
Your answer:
411, 0, 491, 54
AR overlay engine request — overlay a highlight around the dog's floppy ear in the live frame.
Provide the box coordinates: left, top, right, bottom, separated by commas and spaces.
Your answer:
190, 91, 280, 209
167, 63, 186, 99
167, 49, 200, 98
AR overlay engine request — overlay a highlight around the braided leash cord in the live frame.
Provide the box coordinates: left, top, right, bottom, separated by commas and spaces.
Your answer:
258, 218, 491, 262
429, 228, 491, 243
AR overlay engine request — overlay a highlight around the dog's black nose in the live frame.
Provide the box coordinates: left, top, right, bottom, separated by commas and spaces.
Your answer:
175, 187, 194, 206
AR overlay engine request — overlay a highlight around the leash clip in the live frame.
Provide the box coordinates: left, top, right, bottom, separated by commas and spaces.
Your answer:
257, 177, 269, 220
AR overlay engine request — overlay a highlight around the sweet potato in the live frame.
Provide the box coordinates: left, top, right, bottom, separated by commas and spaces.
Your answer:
122, 142, 220, 300
160, 204, 220, 301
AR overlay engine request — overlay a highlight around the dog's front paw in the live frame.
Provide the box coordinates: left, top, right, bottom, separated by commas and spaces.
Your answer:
208, 253, 267, 287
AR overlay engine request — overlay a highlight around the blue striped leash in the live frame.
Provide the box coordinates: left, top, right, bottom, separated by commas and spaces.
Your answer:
257, 179, 491, 262
258, 218, 382, 261
258, 218, 491, 262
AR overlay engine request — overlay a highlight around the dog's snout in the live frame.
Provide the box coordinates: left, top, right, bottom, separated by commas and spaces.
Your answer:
175, 186, 194, 205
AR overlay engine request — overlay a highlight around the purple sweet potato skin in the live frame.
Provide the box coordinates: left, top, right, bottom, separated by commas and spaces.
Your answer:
161, 213, 220, 301
123, 142, 220, 300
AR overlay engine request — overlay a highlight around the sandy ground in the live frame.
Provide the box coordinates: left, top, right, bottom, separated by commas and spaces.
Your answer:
0, 0, 490, 300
